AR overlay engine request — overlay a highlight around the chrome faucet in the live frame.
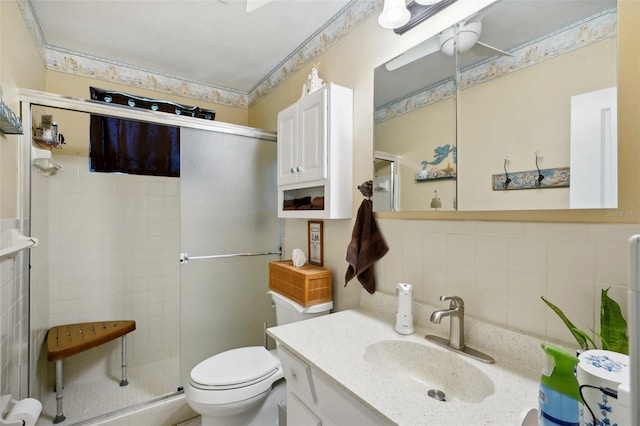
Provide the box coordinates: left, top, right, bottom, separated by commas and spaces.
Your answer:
425, 295, 495, 363
429, 295, 465, 350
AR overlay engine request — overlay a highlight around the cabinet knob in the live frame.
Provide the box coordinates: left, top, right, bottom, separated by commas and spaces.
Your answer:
290, 167, 295, 173
296, 166, 301, 172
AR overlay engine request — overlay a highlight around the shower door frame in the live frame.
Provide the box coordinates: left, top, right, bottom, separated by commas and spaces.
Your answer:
19, 89, 277, 407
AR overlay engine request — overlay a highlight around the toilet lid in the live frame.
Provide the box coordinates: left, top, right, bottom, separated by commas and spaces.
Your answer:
190, 346, 279, 389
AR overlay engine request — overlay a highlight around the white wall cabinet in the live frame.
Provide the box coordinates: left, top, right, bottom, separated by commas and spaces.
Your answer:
277, 345, 387, 426
277, 83, 353, 219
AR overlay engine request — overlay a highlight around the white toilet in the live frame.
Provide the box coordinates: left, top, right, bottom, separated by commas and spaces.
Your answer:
186, 291, 332, 426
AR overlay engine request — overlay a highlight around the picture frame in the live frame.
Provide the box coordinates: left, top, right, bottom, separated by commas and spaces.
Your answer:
307, 220, 324, 266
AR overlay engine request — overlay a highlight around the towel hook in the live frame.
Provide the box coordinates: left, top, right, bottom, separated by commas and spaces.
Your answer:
503, 157, 511, 189
357, 180, 373, 200
534, 152, 544, 187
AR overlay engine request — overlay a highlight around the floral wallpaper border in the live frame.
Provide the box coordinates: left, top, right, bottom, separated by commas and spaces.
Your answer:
375, 7, 617, 123
17, 0, 381, 110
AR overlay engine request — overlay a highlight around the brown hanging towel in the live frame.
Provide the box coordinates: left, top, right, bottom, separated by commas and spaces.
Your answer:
344, 181, 389, 294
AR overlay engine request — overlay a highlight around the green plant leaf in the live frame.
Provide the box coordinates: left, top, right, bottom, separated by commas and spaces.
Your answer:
541, 296, 590, 350
574, 327, 598, 349
600, 287, 628, 354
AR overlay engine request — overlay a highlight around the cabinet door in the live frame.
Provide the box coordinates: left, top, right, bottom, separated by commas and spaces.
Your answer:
288, 393, 322, 426
277, 103, 299, 186
297, 88, 328, 183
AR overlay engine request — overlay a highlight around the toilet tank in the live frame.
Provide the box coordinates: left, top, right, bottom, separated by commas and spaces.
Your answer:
268, 291, 332, 325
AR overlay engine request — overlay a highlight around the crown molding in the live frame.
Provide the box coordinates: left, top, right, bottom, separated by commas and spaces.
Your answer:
17, 0, 381, 109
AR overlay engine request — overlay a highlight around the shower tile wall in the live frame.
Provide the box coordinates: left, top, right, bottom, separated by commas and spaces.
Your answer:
0, 219, 30, 399
47, 155, 180, 382
30, 166, 51, 401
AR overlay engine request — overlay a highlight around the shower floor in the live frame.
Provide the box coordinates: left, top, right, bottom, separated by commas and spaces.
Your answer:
36, 357, 180, 426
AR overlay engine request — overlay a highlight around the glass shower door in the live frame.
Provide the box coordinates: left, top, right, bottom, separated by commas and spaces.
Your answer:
179, 127, 280, 387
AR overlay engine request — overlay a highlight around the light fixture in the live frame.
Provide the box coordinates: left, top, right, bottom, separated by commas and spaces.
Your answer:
378, 0, 411, 29
391, 0, 457, 35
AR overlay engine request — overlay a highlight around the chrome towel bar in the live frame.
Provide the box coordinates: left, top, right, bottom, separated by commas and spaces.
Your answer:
179, 251, 281, 264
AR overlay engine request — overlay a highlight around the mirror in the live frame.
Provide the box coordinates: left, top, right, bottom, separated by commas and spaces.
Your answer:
374, 0, 617, 212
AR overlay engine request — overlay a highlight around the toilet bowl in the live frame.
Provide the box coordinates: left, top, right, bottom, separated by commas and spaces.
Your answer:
186, 291, 332, 426
187, 346, 285, 426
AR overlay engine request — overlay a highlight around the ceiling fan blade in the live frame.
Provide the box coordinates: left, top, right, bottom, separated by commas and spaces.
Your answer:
385, 38, 440, 71
472, 41, 512, 57
246, 0, 275, 13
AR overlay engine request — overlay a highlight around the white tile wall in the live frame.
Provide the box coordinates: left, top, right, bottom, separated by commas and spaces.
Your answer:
0, 218, 30, 399
46, 155, 180, 382
283, 218, 640, 348
30, 165, 51, 401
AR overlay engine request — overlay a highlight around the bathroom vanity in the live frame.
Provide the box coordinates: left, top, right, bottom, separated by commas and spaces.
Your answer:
267, 305, 542, 425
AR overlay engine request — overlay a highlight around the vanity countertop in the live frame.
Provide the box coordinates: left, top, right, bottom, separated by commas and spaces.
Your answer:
267, 308, 541, 426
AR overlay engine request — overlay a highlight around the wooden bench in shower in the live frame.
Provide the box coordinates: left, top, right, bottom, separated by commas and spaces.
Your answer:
46, 320, 136, 424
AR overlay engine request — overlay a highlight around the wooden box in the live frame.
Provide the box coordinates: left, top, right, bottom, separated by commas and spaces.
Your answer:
269, 260, 332, 306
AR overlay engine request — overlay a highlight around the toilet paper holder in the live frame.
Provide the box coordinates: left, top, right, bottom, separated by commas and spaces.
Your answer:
0, 394, 42, 426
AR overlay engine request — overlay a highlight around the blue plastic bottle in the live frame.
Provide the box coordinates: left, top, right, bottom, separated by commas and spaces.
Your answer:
538, 343, 581, 426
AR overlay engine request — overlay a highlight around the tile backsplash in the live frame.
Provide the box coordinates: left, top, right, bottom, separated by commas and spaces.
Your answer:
283, 218, 640, 347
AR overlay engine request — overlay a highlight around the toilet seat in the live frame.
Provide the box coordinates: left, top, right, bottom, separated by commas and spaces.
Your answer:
191, 346, 279, 389
188, 346, 283, 405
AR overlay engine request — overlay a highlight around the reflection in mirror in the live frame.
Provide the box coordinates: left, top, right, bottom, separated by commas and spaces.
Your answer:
374, 33, 457, 212
373, 151, 400, 212
374, 0, 617, 212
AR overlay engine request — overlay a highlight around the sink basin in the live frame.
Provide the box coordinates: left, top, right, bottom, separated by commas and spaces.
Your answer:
362, 340, 495, 403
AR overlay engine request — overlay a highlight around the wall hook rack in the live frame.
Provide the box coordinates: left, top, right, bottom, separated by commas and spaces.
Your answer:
491, 166, 570, 191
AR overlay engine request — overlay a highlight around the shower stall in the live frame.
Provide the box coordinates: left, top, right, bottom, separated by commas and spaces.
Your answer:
21, 90, 280, 425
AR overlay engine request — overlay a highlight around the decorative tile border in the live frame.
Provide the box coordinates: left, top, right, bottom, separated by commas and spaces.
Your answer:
17, 0, 381, 109
375, 8, 617, 123
374, 77, 456, 123
249, 0, 381, 105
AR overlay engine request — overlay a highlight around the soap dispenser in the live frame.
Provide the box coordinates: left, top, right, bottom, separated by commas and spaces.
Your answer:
394, 283, 414, 335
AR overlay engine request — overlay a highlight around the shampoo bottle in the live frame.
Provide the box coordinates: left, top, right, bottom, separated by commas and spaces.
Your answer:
538, 343, 581, 426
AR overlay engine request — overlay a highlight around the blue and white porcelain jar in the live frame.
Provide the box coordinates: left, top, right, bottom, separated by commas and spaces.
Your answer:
576, 349, 630, 426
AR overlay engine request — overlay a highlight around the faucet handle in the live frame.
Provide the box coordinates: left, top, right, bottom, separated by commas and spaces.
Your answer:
440, 295, 464, 308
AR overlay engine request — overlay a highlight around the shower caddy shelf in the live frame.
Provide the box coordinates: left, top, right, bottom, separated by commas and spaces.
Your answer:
0, 229, 38, 259
0, 99, 23, 135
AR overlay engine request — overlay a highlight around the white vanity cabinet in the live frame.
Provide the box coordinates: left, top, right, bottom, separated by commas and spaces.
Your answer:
277, 83, 353, 219
277, 345, 387, 426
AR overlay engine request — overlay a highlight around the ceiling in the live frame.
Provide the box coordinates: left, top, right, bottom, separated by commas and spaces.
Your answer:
25, 0, 616, 108
28, 0, 352, 94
